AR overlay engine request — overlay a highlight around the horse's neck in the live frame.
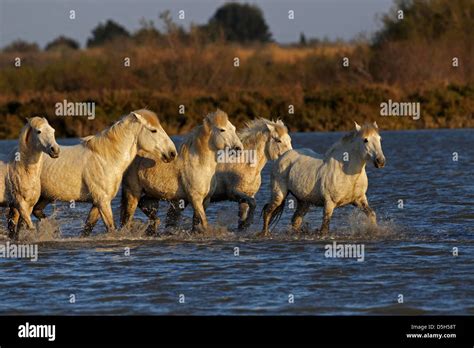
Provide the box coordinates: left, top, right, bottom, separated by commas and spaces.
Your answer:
189, 129, 216, 167
16, 142, 44, 173
243, 133, 267, 173
95, 120, 139, 170
327, 140, 366, 176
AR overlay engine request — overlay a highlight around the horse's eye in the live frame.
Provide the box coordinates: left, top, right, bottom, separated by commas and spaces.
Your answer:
151, 129, 157, 133
220, 129, 225, 132
364, 138, 368, 143
37, 130, 41, 134
274, 138, 282, 143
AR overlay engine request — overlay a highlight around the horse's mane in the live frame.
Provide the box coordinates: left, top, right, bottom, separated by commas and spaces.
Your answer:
179, 110, 228, 156
81, 109, 159, 157
325, 123, 379, 158
239, 118, 287, 148
18, 117, 45, 151
179, 125, 204, 157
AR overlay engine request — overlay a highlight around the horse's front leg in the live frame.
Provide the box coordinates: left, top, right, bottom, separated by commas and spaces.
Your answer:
319, 200, 335, 236
7, 206, 20, 240
32, 197, 51, 220
191, 196, 208, 233
355, 195, 377, 226
17, 200, 35, 230
97, 200, 116, 233
165, 200, 185, 228
138, 196, 160, 236
82, 206, 100, 237
235, 193, 256, 230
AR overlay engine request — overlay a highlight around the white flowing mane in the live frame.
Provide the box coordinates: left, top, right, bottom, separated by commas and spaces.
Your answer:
81, 109, 159, 158
239, 118, 287, 148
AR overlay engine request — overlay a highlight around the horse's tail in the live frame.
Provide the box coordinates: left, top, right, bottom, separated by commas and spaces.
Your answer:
260, 193, 288, 232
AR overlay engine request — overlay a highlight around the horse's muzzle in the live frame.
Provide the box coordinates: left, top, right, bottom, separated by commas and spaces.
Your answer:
162, 150, 176, 163
374, 157, 385, 168
49, 146, 60, 158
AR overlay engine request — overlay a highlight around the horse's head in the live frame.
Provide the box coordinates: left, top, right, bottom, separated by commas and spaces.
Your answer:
24, 117, 60, 158
264, 120, 292, 160
204, 109, 243, 152
132, 110, 177, 163
354, 121, 385, 168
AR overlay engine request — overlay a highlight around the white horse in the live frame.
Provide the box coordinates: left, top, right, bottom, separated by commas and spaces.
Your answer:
121, 109, 243, 233
32, 109, 177, 235
261, 122, 386, 237
5, 117, 60, 239
204, 118, 292, 230
0, 161, 8, 207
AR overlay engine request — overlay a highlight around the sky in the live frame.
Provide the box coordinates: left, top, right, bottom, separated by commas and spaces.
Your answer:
0, 0, 395, 48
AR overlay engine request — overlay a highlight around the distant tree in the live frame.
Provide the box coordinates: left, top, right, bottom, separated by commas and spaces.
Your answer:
133, 18, 163, 45
3, 39, 39, 53
87, 20, 130, 47
45, 36, 80, 51
373, 0, 474, 45
299, 32, 307, 46
207, 3, 272, 43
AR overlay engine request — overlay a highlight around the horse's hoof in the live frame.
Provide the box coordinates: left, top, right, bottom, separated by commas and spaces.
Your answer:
316, 231, 329, 239
237, 222, 250, 231
256, 231, 270, 238
145, 226, 158, 237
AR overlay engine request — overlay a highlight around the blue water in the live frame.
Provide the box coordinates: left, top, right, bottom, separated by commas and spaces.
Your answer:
0, 129, 473, 314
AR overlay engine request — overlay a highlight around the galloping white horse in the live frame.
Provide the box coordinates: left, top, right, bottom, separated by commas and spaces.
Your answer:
261, 122, 386, 237
5, 117, 60, 239
121, 109, 243, 233
208, 118, 292, 230
32, 109, 177, 235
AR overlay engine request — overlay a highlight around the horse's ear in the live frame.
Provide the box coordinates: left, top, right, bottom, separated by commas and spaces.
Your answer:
203, 116, 212, 133
354, 121, 361, 131
266, 123, 275, 133
373, 121, 378, 129
132, 112, 151, 129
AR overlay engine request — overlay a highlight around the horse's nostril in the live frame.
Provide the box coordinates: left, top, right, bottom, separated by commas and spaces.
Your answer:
234, 146, 242, 152
170, 151, 176, 158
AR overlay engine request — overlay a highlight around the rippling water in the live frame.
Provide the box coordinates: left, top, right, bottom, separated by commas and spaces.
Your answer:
0, 129, 473, 315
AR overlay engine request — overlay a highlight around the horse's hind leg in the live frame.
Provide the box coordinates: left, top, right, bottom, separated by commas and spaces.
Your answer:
259, 182, 287, 237
120, 187, 140, 228
82, 206, 100, 237
32, 197, 50, 220
291, 200, 310, 233
138, 196, 160, 236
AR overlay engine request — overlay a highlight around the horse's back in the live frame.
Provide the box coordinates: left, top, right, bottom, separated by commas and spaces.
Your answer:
273, 148, 322, 173
137, 155, 182, 200
272, 148, 324, 203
